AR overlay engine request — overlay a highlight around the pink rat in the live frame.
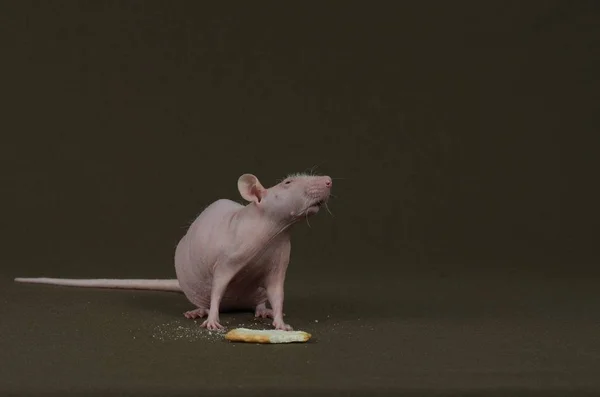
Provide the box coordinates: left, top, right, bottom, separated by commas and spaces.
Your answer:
15, 172, 333, 331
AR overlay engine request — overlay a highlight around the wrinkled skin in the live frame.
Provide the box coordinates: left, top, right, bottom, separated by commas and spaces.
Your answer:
174, 172, 332, 331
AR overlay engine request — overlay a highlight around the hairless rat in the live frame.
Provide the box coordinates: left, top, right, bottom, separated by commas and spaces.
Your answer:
15, 172, 333, 331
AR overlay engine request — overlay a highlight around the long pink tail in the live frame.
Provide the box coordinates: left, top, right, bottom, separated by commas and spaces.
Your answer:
14, 277, 181, 292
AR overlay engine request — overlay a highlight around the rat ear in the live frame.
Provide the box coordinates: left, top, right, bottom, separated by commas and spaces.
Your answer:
237, 174, 267, 203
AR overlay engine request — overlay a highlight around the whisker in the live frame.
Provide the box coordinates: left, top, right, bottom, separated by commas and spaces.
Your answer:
303, 165, 321, 176
324, 202, 334, 217
310, 164, 321, 175
305, 213, 311, 228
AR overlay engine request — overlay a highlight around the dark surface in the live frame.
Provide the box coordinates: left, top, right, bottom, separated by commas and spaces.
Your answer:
2, 1, 599, 395
2, 271, 600, 396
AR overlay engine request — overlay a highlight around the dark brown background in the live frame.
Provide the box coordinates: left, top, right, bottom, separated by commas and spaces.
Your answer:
1, 1, 599, 396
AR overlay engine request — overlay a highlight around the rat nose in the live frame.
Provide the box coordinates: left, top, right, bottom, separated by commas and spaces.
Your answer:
324, 177, 332, 188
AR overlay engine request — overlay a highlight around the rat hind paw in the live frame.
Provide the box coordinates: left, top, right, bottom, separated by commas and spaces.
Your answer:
184, 308, 209, 319
255, 303, 286, 319
254, 304, 274, 319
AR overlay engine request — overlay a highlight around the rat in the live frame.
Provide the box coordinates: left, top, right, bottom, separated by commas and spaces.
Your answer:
15, 172, 333, 331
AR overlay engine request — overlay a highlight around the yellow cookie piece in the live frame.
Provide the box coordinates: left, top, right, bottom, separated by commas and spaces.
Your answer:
225, 328, 311, 344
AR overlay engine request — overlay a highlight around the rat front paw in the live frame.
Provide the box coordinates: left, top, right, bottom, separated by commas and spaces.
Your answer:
201, 318, 225, 331
272, 320, 293, 331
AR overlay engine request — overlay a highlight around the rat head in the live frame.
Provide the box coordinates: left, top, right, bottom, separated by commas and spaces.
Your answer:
237, 172, 332, 224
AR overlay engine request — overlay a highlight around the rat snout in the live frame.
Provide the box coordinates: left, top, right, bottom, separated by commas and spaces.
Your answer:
306, 176, 332, 204
297, 175, 333, 217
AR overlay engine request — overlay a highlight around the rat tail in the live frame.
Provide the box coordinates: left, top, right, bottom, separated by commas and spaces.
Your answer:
14, 277, 182, 292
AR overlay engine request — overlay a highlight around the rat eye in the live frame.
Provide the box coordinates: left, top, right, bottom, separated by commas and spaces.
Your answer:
284, 180, 292, 185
